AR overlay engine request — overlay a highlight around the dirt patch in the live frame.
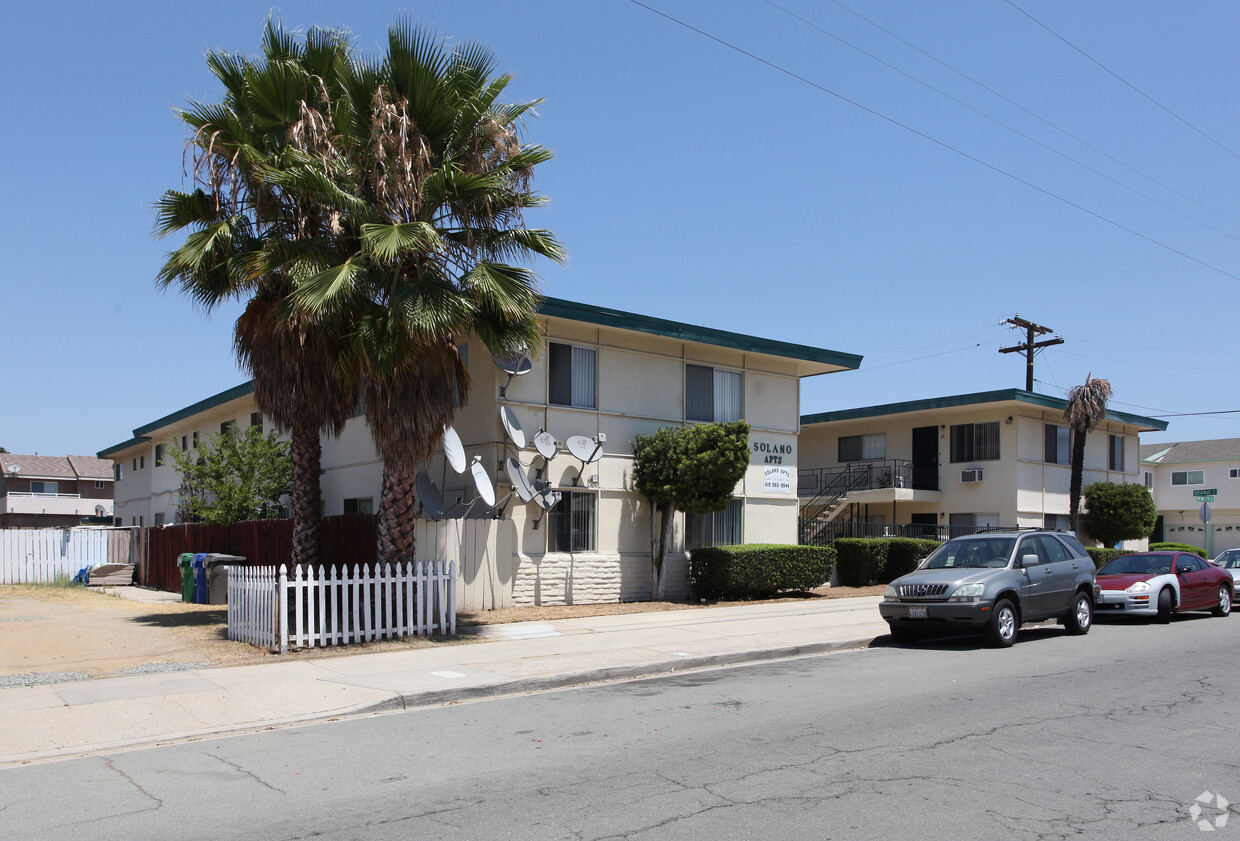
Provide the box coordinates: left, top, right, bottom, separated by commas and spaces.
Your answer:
0, 583, 885, 683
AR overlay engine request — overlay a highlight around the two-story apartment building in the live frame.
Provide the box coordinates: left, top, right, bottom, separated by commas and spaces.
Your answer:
1141, 438, 1240, 556
100, 297, 861, 607
0, 454, 114, 529
799, 390, 1166, 545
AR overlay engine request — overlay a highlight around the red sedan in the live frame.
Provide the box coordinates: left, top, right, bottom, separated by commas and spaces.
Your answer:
1095, 551, 1233, 622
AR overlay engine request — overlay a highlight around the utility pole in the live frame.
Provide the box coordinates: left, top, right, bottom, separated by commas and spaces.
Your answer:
999, 316, 1063, 391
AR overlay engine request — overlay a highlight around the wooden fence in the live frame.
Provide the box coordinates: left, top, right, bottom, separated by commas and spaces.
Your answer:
227, 560, 457, 654
0, 528, 133, 584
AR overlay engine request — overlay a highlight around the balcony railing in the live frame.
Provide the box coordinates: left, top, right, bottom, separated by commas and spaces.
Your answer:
798, 520, 989, 545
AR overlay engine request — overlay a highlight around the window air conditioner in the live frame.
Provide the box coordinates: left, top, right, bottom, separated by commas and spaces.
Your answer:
961, 468, 984, 483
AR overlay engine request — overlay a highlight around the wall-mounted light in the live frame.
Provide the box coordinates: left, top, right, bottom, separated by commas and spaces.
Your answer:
1005, 416, 1013, 425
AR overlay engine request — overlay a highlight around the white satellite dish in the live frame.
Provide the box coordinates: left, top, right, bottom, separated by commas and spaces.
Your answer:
494, 354, 532, 397
533, 486, 562, 510
470, 457, 496, 508
566, 434, 605, 465
533, 430, 558, 461
442, 426, 466, 474
415, 471, 446, 520
506, 457, 535, 502
499, 405, 526, 449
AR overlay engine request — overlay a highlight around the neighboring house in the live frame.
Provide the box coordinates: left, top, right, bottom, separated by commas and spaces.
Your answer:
1141, 438, 1240, 557
0, 454, 115, 529
798, 389, 1166, 546
99, 297, 861, 607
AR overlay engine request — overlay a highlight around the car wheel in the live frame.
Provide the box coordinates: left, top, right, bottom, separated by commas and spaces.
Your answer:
1156, 588, 1174, 624
985, 599, 1018, 647
1064, 591, 1092, 635
1211, 585, 1232, 617
889, 626, 920, 644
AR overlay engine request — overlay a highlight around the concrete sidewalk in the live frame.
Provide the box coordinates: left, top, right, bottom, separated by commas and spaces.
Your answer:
0, 595, 887, 768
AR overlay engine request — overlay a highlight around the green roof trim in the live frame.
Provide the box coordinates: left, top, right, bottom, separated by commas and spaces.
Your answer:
97, 382, 256, 457
537, 297, 862, 372
802, 389, 1168, 431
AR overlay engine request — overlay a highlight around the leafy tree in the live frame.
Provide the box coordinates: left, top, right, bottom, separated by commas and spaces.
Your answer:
0, 446, 7, 453
292, 22, 564, 564
632, 421, 751, 599
166, 426, 293, 525
155, 21, 359, 566
1082, 482, 1157, 547
1064, 374, 1113, 532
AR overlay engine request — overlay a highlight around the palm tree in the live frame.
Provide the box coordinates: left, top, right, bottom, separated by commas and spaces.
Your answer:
295, 22, 565, 563
1064, 374, 1113, 533
155, 21, 359, 567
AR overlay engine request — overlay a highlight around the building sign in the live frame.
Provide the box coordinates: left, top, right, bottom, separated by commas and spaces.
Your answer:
751, 438, 794, 465
764, 465, 792, 494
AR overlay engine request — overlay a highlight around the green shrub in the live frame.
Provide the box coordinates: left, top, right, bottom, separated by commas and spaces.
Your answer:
834, 539, 886, 586
881, 538, 941, 582
689, 543, 834, 600
1087, 548, 1135, 569
1150, 542, 1205, 558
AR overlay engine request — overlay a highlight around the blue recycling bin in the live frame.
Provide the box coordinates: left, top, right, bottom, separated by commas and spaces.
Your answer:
193, 553, 209, 604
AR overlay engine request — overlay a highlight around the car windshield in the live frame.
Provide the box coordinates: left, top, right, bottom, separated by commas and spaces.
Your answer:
1097, 553, 1174, 576
1216, 552, 1240, 569
922, 537, 1016, 569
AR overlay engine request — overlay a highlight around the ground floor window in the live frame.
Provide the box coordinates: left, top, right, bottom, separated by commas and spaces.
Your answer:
550, 491, 595, 552
1044, 513, 1071, 531
686, 499, 743, 549
344, 497, 373, 515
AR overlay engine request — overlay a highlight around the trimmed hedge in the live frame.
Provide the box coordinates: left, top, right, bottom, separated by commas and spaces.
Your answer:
689, 543, 834, 600
834, 537, 940, 586
1150, 542, 1206, 558
1087, 548, 1135, 568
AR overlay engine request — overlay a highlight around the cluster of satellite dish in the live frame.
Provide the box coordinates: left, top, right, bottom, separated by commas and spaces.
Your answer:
412, 354, 607, 528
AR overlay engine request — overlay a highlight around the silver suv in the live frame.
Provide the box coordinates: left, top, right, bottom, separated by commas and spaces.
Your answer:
879, 529, 1097, 647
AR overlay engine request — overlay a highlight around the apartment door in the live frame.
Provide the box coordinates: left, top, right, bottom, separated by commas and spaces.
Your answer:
911, 426, 938, 491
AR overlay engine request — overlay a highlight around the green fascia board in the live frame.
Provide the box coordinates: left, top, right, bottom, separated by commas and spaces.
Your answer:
537, 297, 862, 373
97, 382, 256, 457
802, 389, 1168, 432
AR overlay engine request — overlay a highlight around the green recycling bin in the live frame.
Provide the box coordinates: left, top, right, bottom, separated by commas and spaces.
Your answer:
176, 554, 196, 603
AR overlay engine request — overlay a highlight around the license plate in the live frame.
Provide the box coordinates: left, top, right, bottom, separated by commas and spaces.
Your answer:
908, 607, 927, 618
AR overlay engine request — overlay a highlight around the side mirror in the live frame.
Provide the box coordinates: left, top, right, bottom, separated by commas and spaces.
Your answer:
1018, 553, 1038, 568
1176, 565, 1192, 575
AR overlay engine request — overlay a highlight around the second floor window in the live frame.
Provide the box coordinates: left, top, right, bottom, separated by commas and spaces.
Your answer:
155, 444, 164, 467
1044, 424, 1070, 465
250, 412, 263, 431
839, 433, 885, 462
685, 364, 741, 422
548, 342, 597, 409
1108, 435, 1125, 471
221, 420, 237, 434
1171, 470, 1204, 485
31, 481, 58, 494
950, 422, 1000, 463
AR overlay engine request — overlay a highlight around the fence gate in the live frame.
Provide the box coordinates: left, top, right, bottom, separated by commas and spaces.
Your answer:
0, 528, 113, 583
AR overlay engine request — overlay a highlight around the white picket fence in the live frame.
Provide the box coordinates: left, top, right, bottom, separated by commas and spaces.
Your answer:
227, 560, 457, 654
0, 528, 112, 583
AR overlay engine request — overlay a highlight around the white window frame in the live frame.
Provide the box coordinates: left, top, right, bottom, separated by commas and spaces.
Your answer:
839, 433, 886, 463
685, 364, 742, 423
548, 342, 597, 410
1108, 434, 1125, 471
1171, 470, 1204, 486
950, 422, 1000, 463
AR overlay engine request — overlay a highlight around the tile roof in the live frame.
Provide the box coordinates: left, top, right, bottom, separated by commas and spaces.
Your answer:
1139, 438, 1240, 463
0, 454, 113, 481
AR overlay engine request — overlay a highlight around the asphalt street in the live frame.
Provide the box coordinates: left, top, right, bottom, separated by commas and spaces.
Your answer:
3, 612, 1237, 840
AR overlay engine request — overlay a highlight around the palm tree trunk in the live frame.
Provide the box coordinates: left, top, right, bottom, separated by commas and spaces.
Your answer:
290, 419, 323, 569
1068, 429, 1087, 532
378, 464, 417, 564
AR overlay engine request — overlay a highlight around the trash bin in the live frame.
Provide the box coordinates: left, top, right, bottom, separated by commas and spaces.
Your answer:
177, 554, 196, 603
193, 553, 209, 604
204, 553, 246, 605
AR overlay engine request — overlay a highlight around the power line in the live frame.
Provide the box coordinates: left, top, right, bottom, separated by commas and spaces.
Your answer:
624, 1, 1240, 283
1004, 0, 1240, 162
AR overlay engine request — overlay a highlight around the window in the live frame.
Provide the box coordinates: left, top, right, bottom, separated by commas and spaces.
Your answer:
155, 444, 164, 467
31, 481, 59, 495
1044, 424, 1070, 465
839, 433, 885, 462
139, 515, 144, 527
1230, 468, 1240, 479
95, 481, 105, 489
950, 422, 1000, 462
132, 458, 137, 471
140, 455, 145, 469
115, 464, 123, 480
1171, 470, 1204, 486
181, 435, 188, 451
250, 412, 263, 431
1044, 513, 1071, 531
549, 491, 596, 552
686, 499, 743, 549
1036, 535, 1072, 563
344, 497, 374, 515
1143, 472, 1153, 488
685, 364, 741, 422
548, 342, 597, 409
221, 420, 237, 434
193, 431, 200, 448
1108, 435, 1124, 471
154, 513, 165, 526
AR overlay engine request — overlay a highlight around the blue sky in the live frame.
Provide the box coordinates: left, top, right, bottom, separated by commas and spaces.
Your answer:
5, 1, 1238, 457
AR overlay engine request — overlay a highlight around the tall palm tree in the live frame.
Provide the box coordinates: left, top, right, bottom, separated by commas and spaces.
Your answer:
1064, 374, 1113, 533
295, 22, 565, 563
155, 21, 359, 567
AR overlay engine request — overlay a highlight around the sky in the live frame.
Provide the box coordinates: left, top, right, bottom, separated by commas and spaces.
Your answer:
4, 0, 1239, 457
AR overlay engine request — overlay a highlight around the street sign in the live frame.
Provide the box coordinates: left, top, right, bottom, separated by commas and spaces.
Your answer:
1193, 488, 1218, 498
1197, 496, 1216, 503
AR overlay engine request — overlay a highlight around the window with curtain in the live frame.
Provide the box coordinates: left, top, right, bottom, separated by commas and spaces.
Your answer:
839, 433, 885, 462
950, 422, 1000, 462
686, 499, 743, 550
1044, 424, 1070, 465
1108, 435, 1124, 471
548, 342, 597, 409
550, 491, 596, 552
1171, 470, 1203, 486
685, 364, 741, 422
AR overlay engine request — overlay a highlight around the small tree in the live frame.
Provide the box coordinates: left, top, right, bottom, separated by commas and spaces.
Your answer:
632, 421, 751, 599
1082, 482, 1157, 548
166, 426, 293, 525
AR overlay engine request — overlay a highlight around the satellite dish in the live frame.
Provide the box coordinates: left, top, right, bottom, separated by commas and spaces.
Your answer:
533, 487, 562, 510
533, 430, 558, 461
442, 426, 466, 474
94, 505, 106, 516
415, 471, 445, 520
566, 434, 605, 465
499, 405, 526, 449
494, 354, 532, 397
470, 457, 496, 507
506, 458, 535, 502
